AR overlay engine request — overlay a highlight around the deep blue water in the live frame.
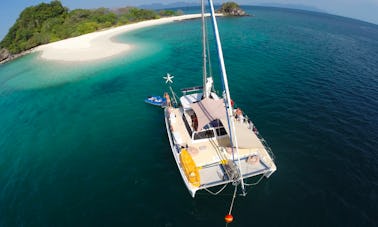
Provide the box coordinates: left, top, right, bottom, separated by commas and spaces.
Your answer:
0, 7, 377, 226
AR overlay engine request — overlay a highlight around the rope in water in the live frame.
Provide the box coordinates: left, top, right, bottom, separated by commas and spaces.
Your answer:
228, 184, 238, 215
225, 184, 238, 226
244, 174, 265, 186
203, 183, 228, 195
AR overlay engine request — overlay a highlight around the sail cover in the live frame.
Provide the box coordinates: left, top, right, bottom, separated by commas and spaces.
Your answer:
190, 98, 227, 130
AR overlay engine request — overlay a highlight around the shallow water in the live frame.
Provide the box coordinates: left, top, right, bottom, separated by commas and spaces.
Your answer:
0, 6, 377, 226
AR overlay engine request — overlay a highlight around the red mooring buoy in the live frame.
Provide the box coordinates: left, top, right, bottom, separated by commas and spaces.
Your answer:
225, 214, 234, 223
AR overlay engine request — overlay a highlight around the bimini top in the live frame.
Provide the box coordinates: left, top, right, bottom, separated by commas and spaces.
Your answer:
191, 98, 264, 149
190, 98, 227, 130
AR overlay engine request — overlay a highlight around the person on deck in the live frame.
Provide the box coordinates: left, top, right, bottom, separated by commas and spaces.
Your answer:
164, 92, 171, 107
235, 108, 244, 121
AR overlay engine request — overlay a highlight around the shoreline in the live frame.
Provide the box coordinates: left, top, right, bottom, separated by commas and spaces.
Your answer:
1, 14, 214, 64
36, 14, 207, 62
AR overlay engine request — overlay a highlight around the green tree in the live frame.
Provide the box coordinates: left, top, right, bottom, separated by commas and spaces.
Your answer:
0, 0, 67, 53
0, 1, 186, 55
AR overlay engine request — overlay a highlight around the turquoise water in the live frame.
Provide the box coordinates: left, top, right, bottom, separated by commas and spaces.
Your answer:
1, 6, 377, 226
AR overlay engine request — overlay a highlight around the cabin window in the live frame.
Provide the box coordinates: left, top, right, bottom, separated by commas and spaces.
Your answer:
215, 127, 227, 136
209, 119, 228, 136
209, 119, 222, 127
193, 130, 214, 140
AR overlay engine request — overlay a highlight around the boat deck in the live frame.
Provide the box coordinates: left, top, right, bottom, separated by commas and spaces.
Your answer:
167, 106, 276, 188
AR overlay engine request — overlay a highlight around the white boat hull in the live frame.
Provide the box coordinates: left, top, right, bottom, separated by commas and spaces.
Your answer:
164, 105, 276, 197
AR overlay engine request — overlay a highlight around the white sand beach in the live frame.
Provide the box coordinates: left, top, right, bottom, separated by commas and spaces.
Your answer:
35, 14, 207, 62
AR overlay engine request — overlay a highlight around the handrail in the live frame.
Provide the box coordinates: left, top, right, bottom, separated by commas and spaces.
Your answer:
234, 110, 276, 162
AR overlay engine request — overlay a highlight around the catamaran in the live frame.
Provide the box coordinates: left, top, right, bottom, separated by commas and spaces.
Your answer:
164, 0, 276, 198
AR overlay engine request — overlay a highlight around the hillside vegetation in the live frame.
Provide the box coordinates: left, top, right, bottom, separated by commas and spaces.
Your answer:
216, 2, 247, 16
0, 1, 182, 55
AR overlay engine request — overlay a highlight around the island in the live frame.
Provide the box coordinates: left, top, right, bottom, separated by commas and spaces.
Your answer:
0, 1, 243, 63
0, 0, 184, 63
216, 2, 248, 16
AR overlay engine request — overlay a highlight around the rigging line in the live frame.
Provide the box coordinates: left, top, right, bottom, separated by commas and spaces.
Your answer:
205, 17, 213, 79
207, 137, 238, 184
203, 183, 229, 195
169, 86, 178, 107
196, 192, 235, 197
201, 0, 207, 98
171, 88, 181, 104
244, 174, 265, 186
208, 137, 227, 163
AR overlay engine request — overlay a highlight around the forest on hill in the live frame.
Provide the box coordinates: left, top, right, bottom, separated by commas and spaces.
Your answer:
0, 1, 182, 55
216, 2, 247, 16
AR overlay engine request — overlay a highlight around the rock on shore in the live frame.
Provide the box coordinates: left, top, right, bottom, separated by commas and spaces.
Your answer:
0, 48, 10, 62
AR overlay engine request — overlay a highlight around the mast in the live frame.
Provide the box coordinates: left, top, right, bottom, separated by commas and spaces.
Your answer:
207, 0, 246, 195
201, 0, 208, 98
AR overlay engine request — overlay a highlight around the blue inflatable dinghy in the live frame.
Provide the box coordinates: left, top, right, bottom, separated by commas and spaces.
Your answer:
144, 96, 166, 107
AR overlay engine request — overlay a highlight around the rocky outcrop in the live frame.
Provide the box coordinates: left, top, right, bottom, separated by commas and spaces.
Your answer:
0, 48, 35, 64
226, 8, 247, 16
0, 48, 10, 62
216, 2, 248, 16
